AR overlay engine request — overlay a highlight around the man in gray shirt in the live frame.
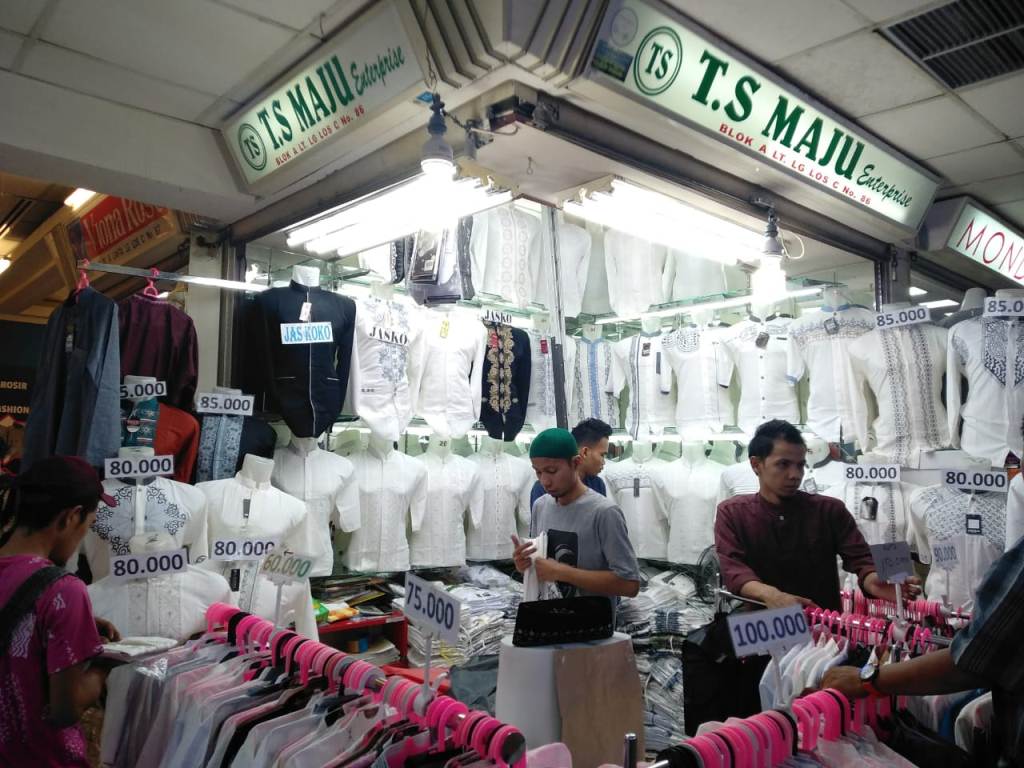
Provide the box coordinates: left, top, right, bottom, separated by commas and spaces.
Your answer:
513, 428, 640, 607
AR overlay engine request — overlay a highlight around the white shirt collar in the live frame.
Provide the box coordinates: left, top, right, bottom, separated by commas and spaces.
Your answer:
235, 471, 272, 490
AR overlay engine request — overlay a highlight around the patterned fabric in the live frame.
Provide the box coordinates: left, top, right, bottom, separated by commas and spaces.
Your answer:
569, 337, 619, 427
121, 396, 159, 447
650, 456, 727, 564
0, 555, 103, 768
196, 414, 244, 482
609, 333, 675, 439
604, 456, 671, 559
723, 317, 800, 432
469, 207, 540, 308
465, 448, 535, 560
530, 221, 592, 318
661, 325, 735, 437
415, 312, 488, 438
411, 450, 481, 567
525, 331, 576, 432
479, 322, 531, 441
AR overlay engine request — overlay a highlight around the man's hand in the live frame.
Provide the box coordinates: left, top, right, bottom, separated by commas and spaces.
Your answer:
95, 618, 121, 643
864, 572, 922, 602
761, 587, 813, 609
820, 666, 870, 699
533, 558, 565, 583
511, 535, 536, 574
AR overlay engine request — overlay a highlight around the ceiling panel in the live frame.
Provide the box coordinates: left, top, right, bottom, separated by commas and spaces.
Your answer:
994, 200, 1024, 228
0, 29, 22, 70
0, 0, 50, 35
945, 172, 1024, 206
859, 95, 1002, 158
928, 141, 1024, 185
958, 73, 1024, 138
667, 0, 866, 62
839, 0, 952, 23
41, 0, 297, 95
214, 0, 340, 32
777, 32, 942, 118
21, 42, 220, 123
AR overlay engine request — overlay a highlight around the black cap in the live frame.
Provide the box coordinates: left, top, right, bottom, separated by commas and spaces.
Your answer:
15, 456, 116, 508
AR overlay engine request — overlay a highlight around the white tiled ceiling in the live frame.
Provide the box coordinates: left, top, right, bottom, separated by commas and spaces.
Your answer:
0, 29, 21, 71
1, 0, 52, 35
859, 96, 1002, 158
213, 0, 340, 31
839, 0, 951, 24
927, 142, 1024, 186
958, 74, 1024, 138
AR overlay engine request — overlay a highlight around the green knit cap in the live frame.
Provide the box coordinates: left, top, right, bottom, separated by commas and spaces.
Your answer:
529, 428, 578, 459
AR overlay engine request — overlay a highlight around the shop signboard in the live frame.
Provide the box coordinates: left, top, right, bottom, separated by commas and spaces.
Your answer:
945, 202, 1024, 285
222, 1, 424, 185
584, 0, 939, 230
69, 196, 179, 265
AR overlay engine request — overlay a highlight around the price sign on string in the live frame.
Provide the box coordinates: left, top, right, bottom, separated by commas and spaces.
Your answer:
110, 548, 189, 581
481, 309, 513, 326
260, 552, 314, 584
211, 539, 277, 561
727, 604, 810, 658
875, 306, 931, 329
943, 469, 1008, 492
984, 297, 1024, 316
120, 380, 167, 399
931, 538, 960, 572
105, 455, 175, 479
870, 541, 914, 584
844, 464, 901, 482
404, 572, 462, 645
196, 392, 255, 417
280, 322, 334, 345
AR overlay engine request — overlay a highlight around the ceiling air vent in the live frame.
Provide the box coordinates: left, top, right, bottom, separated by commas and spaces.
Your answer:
883, 0, 1024, 89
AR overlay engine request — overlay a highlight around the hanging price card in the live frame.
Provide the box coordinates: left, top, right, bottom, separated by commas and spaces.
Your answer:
984, 297, 1024, 316
110, 548, 189, 581
260, 552, 314, 583
210, 539, 277, 561
931, 538, 960, 572
844, 464, 901, 482
105, 455, 175, 479
120, 380, 167, 399
943, 469, 1009, 492
196, 392, 255, 416
870, 542, 914, 583
727, 604, 810, 658
875, 306, 931, 329
280, 322, 334, 344
404, 573, 462, 644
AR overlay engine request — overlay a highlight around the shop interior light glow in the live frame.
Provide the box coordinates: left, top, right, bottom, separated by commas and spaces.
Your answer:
594, 286, 823, 325
563, 178, 763, 265
0, 257, 10, 275
64, 188, 96, 210
909, 286, 927, 297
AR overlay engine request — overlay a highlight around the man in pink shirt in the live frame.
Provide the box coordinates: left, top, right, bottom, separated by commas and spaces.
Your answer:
0, 456, 121, 767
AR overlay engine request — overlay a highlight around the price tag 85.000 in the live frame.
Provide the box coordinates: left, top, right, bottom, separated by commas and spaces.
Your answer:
404, 572, 462, 645
211, 538, 276, 561
727, 604, 810, 658
984, 297, 1024, 317
110, 548, 189, 581
943, 469, 1008, 492
260, 552, 314, 583
120, 380, 167, 400
875, 306, 931, 329
844, 464, 901, 483
105, 455, 175, 479
196, 392, 255, 416
870, 541, 914, 584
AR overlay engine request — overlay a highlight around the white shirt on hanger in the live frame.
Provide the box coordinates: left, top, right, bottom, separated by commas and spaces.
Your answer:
342, 443, 428, 573
411, 450, 481, 568
604, 456, 670, 560
470, 207, 540, 307
661, 325, 735, 437
531, 221, 592, 318
349, 296, 426, 442
465, 448, 534, 560
723, 317, 800, 433
604, 231, 667, 318
525, 330, 576, 432
415, 311, 488, 439
947, 317, 1024, 465
848, 323, 950, 466
609, 332, 676, 438
822, 481, 916, 547
580, 221, 611, 316
786, 305, 876, 443
651, 455, 727, 564
717, 460, 759, 504
662, 247, 731, 302
271, 443, 360, 576
568, 336, 620, 428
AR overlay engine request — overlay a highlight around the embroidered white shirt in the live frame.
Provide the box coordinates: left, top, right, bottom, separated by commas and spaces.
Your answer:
609, 332, 676, 438
604, 457, 670, 560
531, 222, 592, 318
651, 456, 727, 564
411, 450, 481, 568
525, 331, 576, 432
415, 312, 488, 438
848, 323, 950, 466
568, 336, 619, 427
465, 449, 534, 560
604, 231, 668, 318
947, 317, 1024, 465
786, 306, 876, 442
723, 317, 800, 432
470, 207, 540, 308
661, 325, 735, 437
271, 443, 360, 576
342, 444, 428, 573
1005, 473, 1024, 551
822, 481, 916, 547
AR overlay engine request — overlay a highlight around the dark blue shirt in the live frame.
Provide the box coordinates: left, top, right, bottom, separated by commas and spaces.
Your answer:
530, 475, 606, 509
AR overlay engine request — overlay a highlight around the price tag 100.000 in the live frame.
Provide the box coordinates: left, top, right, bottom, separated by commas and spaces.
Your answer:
196, 392, 255, 416
110, 548, 189, 581
871, 541, 914, 584
943, 469, 1008, 492
105, 455, 175, 479
404, 572, 462, 645
844, 464, 901, 483
931, 538, 960, 572
260, 552, 314, 584
120, 380, 167, 400
727, 604, 810, 658
211, 538, 277, 561
875, 306, 931, 329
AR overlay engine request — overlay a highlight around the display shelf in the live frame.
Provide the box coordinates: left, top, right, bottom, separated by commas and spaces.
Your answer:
316, 610, 409, 662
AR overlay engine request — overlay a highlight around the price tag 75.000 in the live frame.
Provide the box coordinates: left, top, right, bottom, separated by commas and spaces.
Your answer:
727, 604, 810, 658
404, 573, 462, 645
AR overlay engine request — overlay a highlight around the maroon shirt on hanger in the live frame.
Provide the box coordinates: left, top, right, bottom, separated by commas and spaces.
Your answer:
118, 294, 199, 411
714, 491, 876, 611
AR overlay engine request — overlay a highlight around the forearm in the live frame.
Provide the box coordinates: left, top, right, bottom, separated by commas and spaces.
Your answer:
739, 580, 781, 603
875, 649, 984, 697
556, 563, 639, 597
49, 666, 107, 727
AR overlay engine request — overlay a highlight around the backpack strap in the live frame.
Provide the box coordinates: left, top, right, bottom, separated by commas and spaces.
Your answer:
0, 565, 72, 655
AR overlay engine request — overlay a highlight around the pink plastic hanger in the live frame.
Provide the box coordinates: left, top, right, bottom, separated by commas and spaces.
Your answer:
143, 267, 161, 298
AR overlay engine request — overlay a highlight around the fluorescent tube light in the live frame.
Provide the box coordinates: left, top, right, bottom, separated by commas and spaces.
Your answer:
595, 286, 823, 325
64, 188, 97, 210
909, 286, 927, 297
921, 299, 958, 309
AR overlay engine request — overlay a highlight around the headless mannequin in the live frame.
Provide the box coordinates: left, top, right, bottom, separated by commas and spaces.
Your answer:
531, 313, 552, 335
367, 434, 393, 458
750, 301, 780, 321
290, 435, 319, 455
640, 315, 661, 334
681, 441, 707, 465
240, 454, 274, 485
692, 308, 714, 327
370, 281, 395, 301
822, 287, 849, 311
480, 435, 506, 455
960, 287, 985, 312
632, 439, 655, 463
427, 433, 452, 458
292, 265, 320, 287
582, 324, 602, 341
708, 440, 737, 465
334, 429, 363, 457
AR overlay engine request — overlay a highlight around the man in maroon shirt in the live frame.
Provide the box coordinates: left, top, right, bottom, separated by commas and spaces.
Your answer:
714, 420, 920, 611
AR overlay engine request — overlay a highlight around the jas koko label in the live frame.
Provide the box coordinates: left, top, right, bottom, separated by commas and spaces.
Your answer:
586, 0, 938, 229
223, 2, 423, 184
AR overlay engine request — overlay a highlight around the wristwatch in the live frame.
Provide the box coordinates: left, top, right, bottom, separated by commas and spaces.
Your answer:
859, 662, 883, 697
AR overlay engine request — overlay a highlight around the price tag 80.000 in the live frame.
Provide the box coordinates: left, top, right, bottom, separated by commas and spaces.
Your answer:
875, 306, 931, 329
984, 297, 1024, 317
110, 548, 189, 581
727, 604, 810, 658
260, 552, 314, 583
196, 392, 255, 417
931, 538, 960, 572
870, 541, 914, 584
120, 380, 167, 400
844, 464, 901, 483
943, 469, 1008, 492
105, 455, 175, 479
211, 538, 276, 561
404, 572, 462, 645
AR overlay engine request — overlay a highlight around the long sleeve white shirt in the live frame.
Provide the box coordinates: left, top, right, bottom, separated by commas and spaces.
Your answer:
568, 336, 620, 427
350, 296, 425, 441
947, 317, 1024, 465
822, 481, 917, 547
525, 330, 576, 432
271, 443, 360, 576
580, 221, 612, 316
604, 231, 667, 318
415, 311, 487, 438
342, 443, 427, 573
848, 323, 950, 466
1005, 473, 1024, 552
411, 450, 481, 568
661, 325, 735, 436
609, 332, 676, 438
604, 456, 670, 560
786, 306, 876, 442
531, 222, 592, 318
470, 207, 540, 307
662, 247, 732, 302
465, 449, 534, 560
650, 456, 727, 564
723, 317, 800, 432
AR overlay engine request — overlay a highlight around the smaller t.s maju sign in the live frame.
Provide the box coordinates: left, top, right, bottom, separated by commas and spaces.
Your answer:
223, 1, 423, 185
587, 0, 939, 230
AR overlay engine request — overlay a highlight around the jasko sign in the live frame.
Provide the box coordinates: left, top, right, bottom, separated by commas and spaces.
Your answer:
223, 2, 423, 185
587, 0, 938, 229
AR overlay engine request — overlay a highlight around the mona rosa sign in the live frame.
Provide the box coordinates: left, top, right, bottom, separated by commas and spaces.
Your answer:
223, 2, 423, 185
586, 0, 938, 230
947, 203, 1024, 284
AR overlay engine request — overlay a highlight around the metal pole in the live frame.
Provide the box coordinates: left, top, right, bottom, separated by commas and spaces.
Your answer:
542, 205, 569, 429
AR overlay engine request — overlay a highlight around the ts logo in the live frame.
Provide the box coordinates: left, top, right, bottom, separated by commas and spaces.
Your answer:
237, 123, 267, 172
633, 26, 682, 96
